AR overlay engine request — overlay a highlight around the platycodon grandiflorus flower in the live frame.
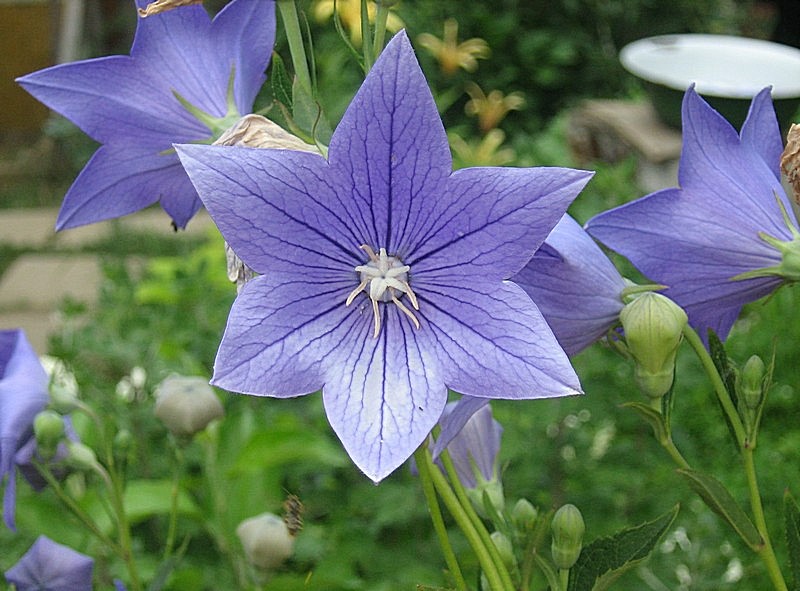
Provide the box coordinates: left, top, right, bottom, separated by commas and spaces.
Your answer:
587, 87, 800, 342
176, 32, 592, 481
17, 0, 275, 230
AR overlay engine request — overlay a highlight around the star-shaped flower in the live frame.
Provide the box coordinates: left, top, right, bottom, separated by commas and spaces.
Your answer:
175, 32, 591, 482
586, 87, 798, 342
17, 0, 275, 230
4, 535, 94, 591
0, 329, 49, 530
513, 214, 626, 356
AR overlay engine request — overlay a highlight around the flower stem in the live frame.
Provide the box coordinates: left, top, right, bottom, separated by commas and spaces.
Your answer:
439, 449, 516, 590
413, 446, 468, 591
426, 455, 509, 591
98, 464, 142, 591
681, 326, 746, 447
660, 436, 691, 470
743, 447, 788, 591
33, 462, 121, 554
372, 2, 390, 61
164, 443, 185, 560
277, 0, 313, 92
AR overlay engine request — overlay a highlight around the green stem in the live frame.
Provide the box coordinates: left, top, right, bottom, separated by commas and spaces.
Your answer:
413, 447, 468, 591
743, 448, 788, 591
99, 465, 142, 591
33, 462, 121, 554
360, 0, 374, 72
164, 444, 185, 560
439, 450, 516, 590
372, 2, 390, 61
426, 456, 509, 591
660, 436, 691, 470
682, 326, 747, 447
558, 568, 569, 591
277, 0, 313, 92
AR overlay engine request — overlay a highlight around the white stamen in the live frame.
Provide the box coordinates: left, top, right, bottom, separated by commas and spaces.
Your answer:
345, 244, 420, 338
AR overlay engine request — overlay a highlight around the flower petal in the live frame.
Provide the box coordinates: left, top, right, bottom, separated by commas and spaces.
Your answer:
56, 145, 197, 230
176, 144, 364, 271
4, 535, 94, 591
211, 273, 352, 397
17, 56, 205, 147
513, 215, 625, 355
740, 87, 782, 180
432, 396, 489, 460
327, 30, 453, 252
322, 307, 446, 482
410, 167, 593, 282
420, 280, 582, 399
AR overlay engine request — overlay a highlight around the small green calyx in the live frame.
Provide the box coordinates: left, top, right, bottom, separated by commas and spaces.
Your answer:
171, 66, 242, 143
733, 193, 800, 282
620, 292, 688, 399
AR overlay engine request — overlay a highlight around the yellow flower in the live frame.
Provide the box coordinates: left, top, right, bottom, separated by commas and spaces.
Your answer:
464, 82, 525, 133
449, 129, 516, 168
313, 0, 404, 45
417, 19, 490, 76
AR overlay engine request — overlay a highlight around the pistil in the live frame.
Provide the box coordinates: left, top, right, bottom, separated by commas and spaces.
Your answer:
345, 245, 420, 337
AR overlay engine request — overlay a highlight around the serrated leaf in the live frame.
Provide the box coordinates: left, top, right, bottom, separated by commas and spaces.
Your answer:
785, 491, 800, 590
270, 52, 293, 110
621, 401, 668, 444
568, 505, 678, 591
677, 469, 763, 550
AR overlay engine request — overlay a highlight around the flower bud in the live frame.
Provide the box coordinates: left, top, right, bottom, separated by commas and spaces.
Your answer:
154, 376, 224, 437
739, 355, 766, 411
466, 477, 505, 518
236, 513, 295, 570
490, 531, 517, 571
551, 504, 585, 570
511, 498, 538, 533
49, 382, 79, 414
620, 292, 687, 399
65, 441, 101, 473
34, 410, 65, 459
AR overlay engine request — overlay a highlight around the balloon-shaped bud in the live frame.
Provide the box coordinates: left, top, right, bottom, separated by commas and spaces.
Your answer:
154, 376, 224, 437
236, 513, 295, 570
551, 503, 585, 570
620, 292, 687, 399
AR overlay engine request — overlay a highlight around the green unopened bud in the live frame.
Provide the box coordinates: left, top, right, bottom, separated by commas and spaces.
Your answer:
490, 531, 517, 571
154, 376, 224, 438
551, 503, 585, 570
620, 292, 687, 399
739, 355, 766, 410
66, 441, 101, 473
466, 477, 505, 518
34, 410, 65, 460
236, 512, 295, 570
511, 498, 538, 533
114, 429, 134, 462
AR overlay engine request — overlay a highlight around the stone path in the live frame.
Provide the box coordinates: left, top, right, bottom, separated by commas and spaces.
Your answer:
0, 207, 214, 353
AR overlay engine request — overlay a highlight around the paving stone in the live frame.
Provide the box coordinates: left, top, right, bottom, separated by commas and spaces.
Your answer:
0, 208, 58, 248
0, 254, 102, 310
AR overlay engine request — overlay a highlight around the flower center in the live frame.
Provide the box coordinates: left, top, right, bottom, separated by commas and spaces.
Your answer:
345, 245, 420, 338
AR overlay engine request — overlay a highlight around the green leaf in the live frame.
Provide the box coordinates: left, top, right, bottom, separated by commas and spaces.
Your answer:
621, 401, 668, 444
291, 77, 332, 144
270, 52, 293, 110
707, 330, 741, 446
785, 491, 800, 590
568, 505, 678, 591
231, 425, 348, 474
124, 479, 201, 524
676, 469, 763, 551
533, 551, 563, 591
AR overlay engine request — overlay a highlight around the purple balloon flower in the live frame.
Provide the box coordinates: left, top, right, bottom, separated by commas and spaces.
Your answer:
5, 535, 93, 591
17, 0, 275, 230
175, 32, 592, 481
586, 86, 797, 342
513, 214, 626, 355
0, 329, 49, 530
437, 400, 502, 489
